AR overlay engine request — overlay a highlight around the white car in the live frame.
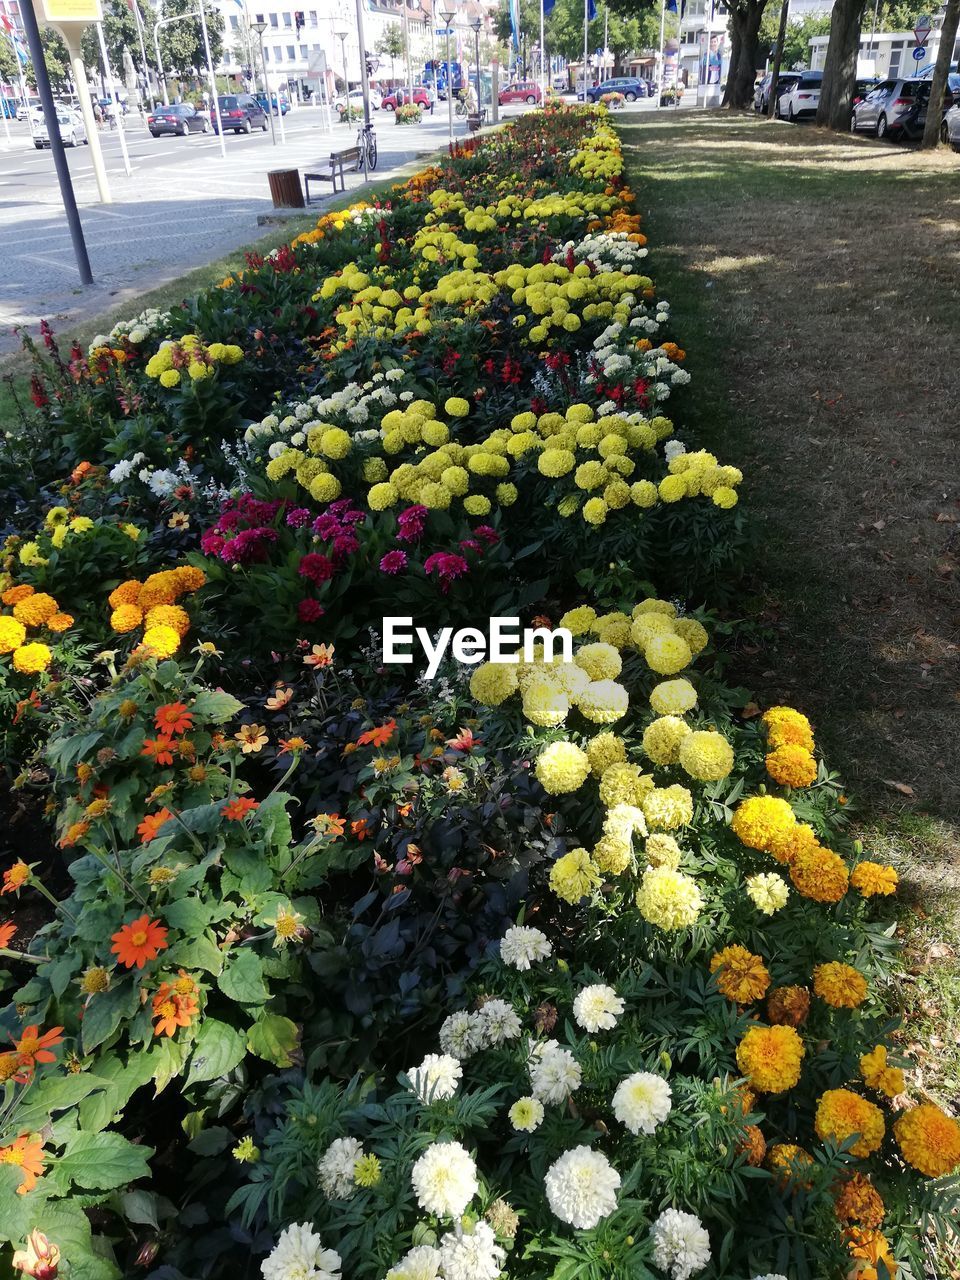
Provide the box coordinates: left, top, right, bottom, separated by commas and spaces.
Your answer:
943, 102, 960, 148
32, 109, 87, 149
334, 87, 383, 115
777, 70, 823, 121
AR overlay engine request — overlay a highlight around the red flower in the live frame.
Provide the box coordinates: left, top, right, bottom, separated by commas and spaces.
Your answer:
298, 598, 324, 623
298, 553, 334, 585
358, 719, 396, 747
137, 808, 174, 843
222, 796, 260, 821
154, 702, 193, 735
142, 736, 175, 765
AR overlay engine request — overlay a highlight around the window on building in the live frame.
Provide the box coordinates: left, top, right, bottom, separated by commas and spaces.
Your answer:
308, 8, 317, 22
254, 12, 264, 22
262, 45, 270, 60
274, 45, 283, 59
269, 12, 278, 26
300, 43, 308, 56
287, 43, 295, 58
283, 11, 292, 24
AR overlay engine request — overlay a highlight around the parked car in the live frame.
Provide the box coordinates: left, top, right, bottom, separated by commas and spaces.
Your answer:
552, 73, 570, 92
777, 70, 823, 121
893, 74, 960, 141
254, 92, 291, 115
852, 76, 880, 107
943, 100, 960, 146
211, 93, 268, 134
31, 108, 87, 149
381, 86, 434, 110
754, 70, 802, 114
914, 60, 958, 80
335, 88, 383, 115
498, 80, 542, 105
147, 102, 208, 136
850, 78, 931, 138
17, 101, 41, 121
587, 76, 647, 103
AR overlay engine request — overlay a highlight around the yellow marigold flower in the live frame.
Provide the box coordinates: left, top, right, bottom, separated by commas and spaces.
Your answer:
679, 729, 734, 782
762, 705, 814, 751
642, 784, 693, 831
736, 1124, 766, 1167
0, 616, 27, 654
232, 1136, 261, 1164
354, 1153, 381, 1187
635, 865, 702, 931
813, 961, 867, 1009
535, 741, 590, 794
746, 871, 789, 915
644, 632, 692, 676
159, 368, 181, 388
592, 832, 631, 875
585, 731, 626, 777
833, 1172, 885, 1228
789, 846, 849, 904
549, 847, 600, 904
111, 603, 144, 634
45, 505, 70, 527
814, 1088, 884, 1157
13, 592, 58, 627
141, 624, 181, 660
521, 676, 569, 727
859, 1045, 905, 1098
766, 743, 817, 788
736, 1024, 805, 1094
650, 678, 697, 716
145, 604, 191, 637
731, 795, 797, 853
893, 1103, 960, 1178
445, 397, 470, 417
13, 643, 52, 674
558, 605, 598, 637
575, 679, 628, 723
709, 944, 771, 1003
645, 833, 682, 870
673, 617, 709, 655
574, 641, 622, 682
850, 861, 898, 898
108, 580, 143, 609
766, 1142, 813, 1190
766, 985, 811, 1028
469, 661, 518, 706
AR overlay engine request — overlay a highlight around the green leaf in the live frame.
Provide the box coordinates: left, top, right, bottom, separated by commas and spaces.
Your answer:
187, 1125, 233, 1156
0, 1172, 120, 1280
151, 1036, 189, 1095
14, 1072, 112, 1132
218, 949, 269, 1005
185, 1018, 246, 1086
78, 1053, 157, 1133
164, 897, 216, 932
54, 1131, 154, 1192
165, 932, 224, 976
119, 1188, 161, 1229
82, 983, 138, 1055
246, 1011, 299, 1067
257, 791, 293, 851
191, 689, 245, 723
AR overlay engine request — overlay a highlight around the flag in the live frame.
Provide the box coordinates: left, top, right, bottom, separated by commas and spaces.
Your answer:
587, 0, 597, 18
544, 0, 557, 13
665, 0, 678, 11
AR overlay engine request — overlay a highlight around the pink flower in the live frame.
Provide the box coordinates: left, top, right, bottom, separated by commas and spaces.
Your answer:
298, 599, 324, 622
379, 550, 408, 575
298, 552, 334, 584
396, 504, 428, 543
424, 552, 469, 593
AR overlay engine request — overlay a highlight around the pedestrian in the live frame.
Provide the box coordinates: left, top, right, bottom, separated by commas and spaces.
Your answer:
93, 101, 104, 128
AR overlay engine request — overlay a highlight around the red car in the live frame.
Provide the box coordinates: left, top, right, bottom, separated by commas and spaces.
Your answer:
381, 87, 433, 110
498, 80, 542, 105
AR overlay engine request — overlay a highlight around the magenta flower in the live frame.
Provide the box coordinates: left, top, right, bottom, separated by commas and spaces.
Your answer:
298, 552, 334, 584
424, 552, 469, 593
396, 504, 428, 544
380, 550, 408, 575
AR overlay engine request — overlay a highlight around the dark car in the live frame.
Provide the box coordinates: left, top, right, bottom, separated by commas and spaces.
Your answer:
147, 102, 208, 137
754, 70, 802, 114
211, 93, 268, 135
586, 77, 646, 103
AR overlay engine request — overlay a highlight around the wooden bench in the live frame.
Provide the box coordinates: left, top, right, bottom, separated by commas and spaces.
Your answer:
466, 109, 486, 132
304, 146, 362, 203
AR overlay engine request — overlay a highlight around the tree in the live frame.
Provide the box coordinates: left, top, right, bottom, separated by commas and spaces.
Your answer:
376, 25, 405, 83
758, 10, 831, 68
815, 0, 866, 130
921, 0, 960, 147
80, 0, 151, 81
156, 0, 223, 79
878, 0, 930, 30
0, 35, 20, 86
722, 0, 771, 108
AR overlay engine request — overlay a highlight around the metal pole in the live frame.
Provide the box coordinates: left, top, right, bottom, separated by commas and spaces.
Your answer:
583, 0, 588, 99
131, 0, 152, 108
445, 23, 453, 144
153, 21, 169, 105
198, 0, 226, 158
258, 30, 277, 144
540, 0, 546, 102
20, 0, 93, 284
275, 71, 286, 141
96, 22, 131, 176
403, 3, 413, 106
656, 0, 666, 107
64, 34, 112, 203
354, 0, 371, 180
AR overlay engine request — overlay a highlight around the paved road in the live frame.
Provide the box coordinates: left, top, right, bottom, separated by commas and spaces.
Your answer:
0, 96, 673, 354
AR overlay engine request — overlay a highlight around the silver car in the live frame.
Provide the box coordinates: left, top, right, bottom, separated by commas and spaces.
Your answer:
943, 102, 960, 147
851, 78, 922, 139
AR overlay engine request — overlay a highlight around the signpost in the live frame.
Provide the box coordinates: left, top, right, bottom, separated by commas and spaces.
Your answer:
913, 46, 927, 60
911, 14, 932, 65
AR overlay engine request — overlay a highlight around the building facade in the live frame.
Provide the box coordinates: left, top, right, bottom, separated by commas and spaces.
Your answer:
808, 26, 960, 78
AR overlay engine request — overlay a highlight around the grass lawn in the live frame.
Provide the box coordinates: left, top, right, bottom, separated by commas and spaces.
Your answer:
618, 111, 960, 1107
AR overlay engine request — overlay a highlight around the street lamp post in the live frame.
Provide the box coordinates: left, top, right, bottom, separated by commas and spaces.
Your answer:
440, 7, 455, 146
470, 17, 481, 110
250, 20, 277, 145
335, 26, 349, 105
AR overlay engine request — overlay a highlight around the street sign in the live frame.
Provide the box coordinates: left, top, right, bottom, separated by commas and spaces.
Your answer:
914, 13, 932, 44
37, 0, 102, 20
435, 27, 453, 35
912, 45, 927, 59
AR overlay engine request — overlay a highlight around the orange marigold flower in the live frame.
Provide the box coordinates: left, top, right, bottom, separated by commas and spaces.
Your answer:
0, 1133, 45, 1194
2, 584, 35, 605
893, 1103, 960, 1178
47, 611, 74, 633
2, 860, 31, 895
171, 565, 206, 593
154, 702, 193, 735
358, 719, 397, 748
110, 603, 143, 633
789, 845, 849, 903
844, 1227, 898, 1279
111, 914, 169, 969
235, 723, 268, 754
151, 982, 199, 1037
834, 1172, 885, 1228
709, 944, 771, 1003
735, 1023, 805, 1094
859, 1045, 905, 1098
765, 743, 817, 789
142, 735, 175, 766
136, 807, 175, 844
850, 861, 898, 898
767, 820, 819, 866
735, 1123, 766, 1167
108, 579, 143, 609
814, 1088, 885, 1157
766, 984, 811, 1027
222, 796, 260, 821
762, 705, 815, 752
813, 961, 867, 1009
145, 604, 191, 637
265, 685, 294, 711
766, 1142, 814, 1191
13, 593, 58, 627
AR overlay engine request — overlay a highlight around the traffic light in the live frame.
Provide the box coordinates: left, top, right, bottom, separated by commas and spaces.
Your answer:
365, 56, 374, 76
294, 10, 304, 33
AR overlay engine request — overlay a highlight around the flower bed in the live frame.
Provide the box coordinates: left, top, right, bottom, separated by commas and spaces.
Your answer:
0, 106, 956, 1280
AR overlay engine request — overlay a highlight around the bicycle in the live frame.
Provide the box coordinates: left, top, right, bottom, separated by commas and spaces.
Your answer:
454, 95, 468, 118
354, 120, 378, 173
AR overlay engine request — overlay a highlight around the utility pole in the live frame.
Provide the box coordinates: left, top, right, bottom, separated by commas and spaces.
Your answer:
96, 20, 132, 175
198, 0, 226, 158
766, 0, 790, 118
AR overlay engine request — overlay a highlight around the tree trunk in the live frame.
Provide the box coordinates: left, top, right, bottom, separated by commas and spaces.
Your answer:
816, 0, 866, 130
722, 0, 768, 108
922, 0, 960, 148
766, 0, 790, 117
721, 18, 742, 105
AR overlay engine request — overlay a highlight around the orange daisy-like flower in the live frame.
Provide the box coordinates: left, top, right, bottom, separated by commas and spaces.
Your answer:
358, 719, 397, 748
142, 735, 175, 766
154, 702, 193, 736
311, 813, 345, 838
303, 643, 335, 668
0, 921, 16, 948
111, 914, 169, 968
278, 737, 310, 756
2, 860, 31, 895
137, 807, 175, 844
222, 796, 260, 821
350, 818, 371, 841
12, 1024, 64, 1081
151, 982, 199, 1037
265, 686, 294, 711
0, 1133, 45, 1194
59, 819, 91, 849
235, 723, 268, 754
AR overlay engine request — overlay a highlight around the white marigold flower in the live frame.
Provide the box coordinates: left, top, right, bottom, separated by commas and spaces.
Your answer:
508, 1095, 545, 1132
385, 1245, 441, 1280
477, 998, 521, 1045
410, 1140, 478, 1218
650, 1208, 712, 1280
260, 1223, 342, 1280
572, 983, 624, 1033
530, 1044, 582, 1103
437, 1221, 505, 1280
612, 1072, 673, 1135
500, 924, 552, 971
752, 1275, 789, 1280
664, 440, 686, 461
745, 872, 790, 915
294, 403, 313, 421
407, 1053, 462, 1103
290, 431, 306, 447
317, 1136, 362, 1200
544, 1146, 620, 1229
439, 1010, 485, 1059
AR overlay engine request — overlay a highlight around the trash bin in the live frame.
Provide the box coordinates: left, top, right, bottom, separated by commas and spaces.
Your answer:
267, 169, 305, 208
